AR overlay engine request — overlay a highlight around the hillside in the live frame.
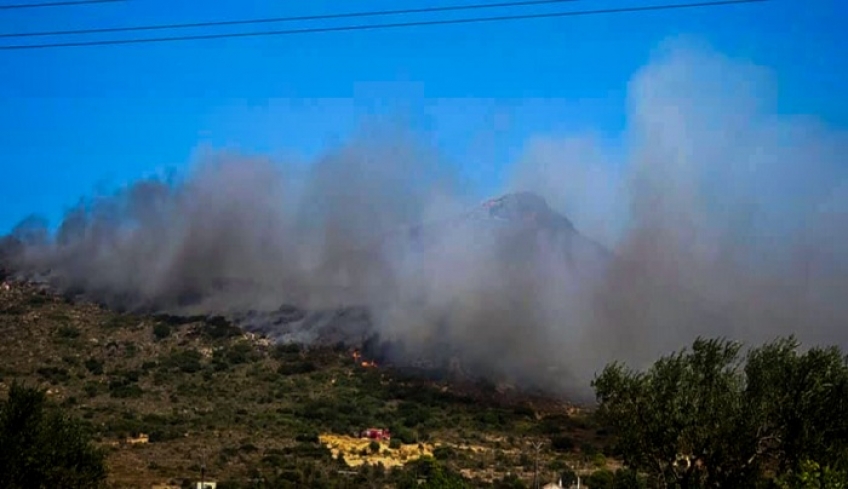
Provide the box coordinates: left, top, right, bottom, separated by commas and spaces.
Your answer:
0, 279, 614, 488
0, 191, 614, 403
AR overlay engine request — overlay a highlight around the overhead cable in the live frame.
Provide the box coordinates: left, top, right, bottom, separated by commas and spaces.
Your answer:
0, 0, 122, 10
0, 0, 769, 51
1, 0, 585, 39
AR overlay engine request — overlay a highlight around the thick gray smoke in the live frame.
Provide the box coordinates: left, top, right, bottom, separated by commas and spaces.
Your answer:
3, 40, 847, 400
6, 132, 461, 312
511, 40, 848, 383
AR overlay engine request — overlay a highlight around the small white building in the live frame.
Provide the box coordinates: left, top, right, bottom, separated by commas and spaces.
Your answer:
543, 476, 583, 489
195, 483, 216, 489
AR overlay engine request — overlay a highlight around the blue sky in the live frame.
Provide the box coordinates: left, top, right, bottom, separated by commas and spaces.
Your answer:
0, 0, 845, 232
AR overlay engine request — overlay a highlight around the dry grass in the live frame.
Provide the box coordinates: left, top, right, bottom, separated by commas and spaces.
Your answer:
319, 434, 434, 468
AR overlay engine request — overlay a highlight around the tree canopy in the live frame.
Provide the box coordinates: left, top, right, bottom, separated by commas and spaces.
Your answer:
0, 382, 107, 489
592, 336, 848, 488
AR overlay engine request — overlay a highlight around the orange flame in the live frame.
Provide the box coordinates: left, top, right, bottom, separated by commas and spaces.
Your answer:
352, 350, 377, 368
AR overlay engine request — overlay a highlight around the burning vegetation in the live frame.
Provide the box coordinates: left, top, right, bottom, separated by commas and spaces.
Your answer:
352, 349, 379, 368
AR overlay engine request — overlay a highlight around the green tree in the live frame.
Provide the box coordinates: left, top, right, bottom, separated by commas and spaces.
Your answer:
612, 468, 648, 489
773, 459, 848, 489
592, 336, 848, 488
744, 337, 848, 474
0, 382, 107, 488
406, 456, 470, 489
593, 337, 756, 488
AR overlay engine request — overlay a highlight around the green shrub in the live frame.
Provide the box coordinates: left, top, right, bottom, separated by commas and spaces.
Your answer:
36, 366, 70, 384
24, 293, 50, 307
61, 355, 79, 366
550, 435, 575, 452
153, 323, 171, 340
392, 427, 417, 445
612, 468, 647, 489
272, 343, 302, 359
84, 358, 104, 375
586, 469, 615, 489
513, 404, 535, 418
240, 443, 258, 453
102, 314, 139, 330
83, 382, 99, 398
48, 312, 72, 323
113, 369, 141, 383
220, 342, 259, 365
148, 428, 182, 443
162, 350, 203, 373
108, 381, 143, 399
592, 452, 607, 468
536, 414, 572, 435
433, 446, 455, 461
277, 362, 317, 376
216, 480, 245, 489
56, 325, 81, 339
581, 442, 600, 457
201, 316, 241, 340
295, 432, 319, 444
474, 410, 505, 428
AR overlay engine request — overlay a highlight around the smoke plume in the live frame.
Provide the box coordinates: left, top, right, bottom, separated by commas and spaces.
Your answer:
512, 40, 848, 382
3, 40, 847, 400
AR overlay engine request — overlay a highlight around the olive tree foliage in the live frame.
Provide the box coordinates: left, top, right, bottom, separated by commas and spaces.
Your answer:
773, 459, 848, 489
591, 336, 848, 489
0, 382, 107, 489
744, 338, 848, 474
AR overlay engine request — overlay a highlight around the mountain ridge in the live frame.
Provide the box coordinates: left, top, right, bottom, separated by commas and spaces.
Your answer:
0, 190, 613, 399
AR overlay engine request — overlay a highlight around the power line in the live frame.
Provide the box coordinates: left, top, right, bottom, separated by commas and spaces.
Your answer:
0, 0, 769, 51
1, 0, 584, 39
0, 0, 122, 10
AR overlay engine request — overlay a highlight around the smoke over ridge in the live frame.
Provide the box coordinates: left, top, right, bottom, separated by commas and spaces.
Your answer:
3, 41, 847, 400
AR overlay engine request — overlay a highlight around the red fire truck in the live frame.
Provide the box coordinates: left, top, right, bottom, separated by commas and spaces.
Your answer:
360, 428, 391, 441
